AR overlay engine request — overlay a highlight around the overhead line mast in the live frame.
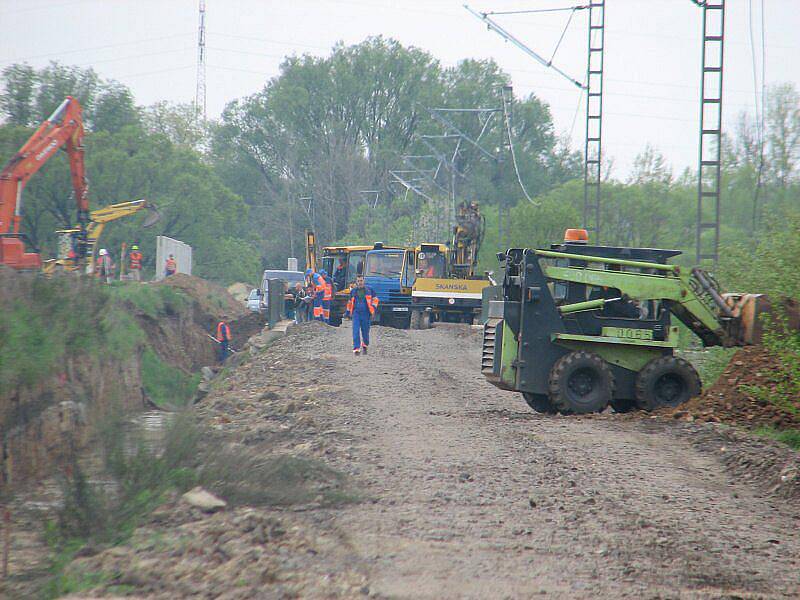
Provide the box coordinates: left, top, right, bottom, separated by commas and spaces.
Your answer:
691, 0, 725, 267
195, 0, 207, 122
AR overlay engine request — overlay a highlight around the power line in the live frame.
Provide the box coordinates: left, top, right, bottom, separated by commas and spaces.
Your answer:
211, 32, 330, 52
484, 5, 589, 16
0, 33, 194, 67
501, 86, 537, 206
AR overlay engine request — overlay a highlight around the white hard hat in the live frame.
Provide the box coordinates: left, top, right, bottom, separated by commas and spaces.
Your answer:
99, 248, 107, 256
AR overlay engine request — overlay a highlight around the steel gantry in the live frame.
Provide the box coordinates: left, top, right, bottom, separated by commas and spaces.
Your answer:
691, 0, 726, 267
583, 0, 605, 241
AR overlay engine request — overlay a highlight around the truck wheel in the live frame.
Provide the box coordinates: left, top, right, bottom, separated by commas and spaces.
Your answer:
635, 356, 701, 411
610, 398, 637, 413
548, 351, 614, 415
422, 311, 433, 329
410, 311, 422, 329
522, 392, 557, 414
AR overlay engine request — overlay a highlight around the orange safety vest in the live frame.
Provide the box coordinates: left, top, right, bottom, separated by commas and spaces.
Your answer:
130, 251, 142, 269
346, 289, 379, 316
216, 321, 231, 342
165, 257, 177, 272
323, 278, 333, 301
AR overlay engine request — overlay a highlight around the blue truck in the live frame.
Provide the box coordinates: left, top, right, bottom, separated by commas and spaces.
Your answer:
363, 245, 415, 328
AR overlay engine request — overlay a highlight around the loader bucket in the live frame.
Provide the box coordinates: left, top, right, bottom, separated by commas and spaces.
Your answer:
722, 293, 770, 345
142, 202, 162, 228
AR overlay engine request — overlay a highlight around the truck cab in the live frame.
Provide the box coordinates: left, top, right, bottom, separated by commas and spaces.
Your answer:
317, 245, 371, 326
409, 242, 489, 328
305, 229, 406, 326
364, 245, 415, 328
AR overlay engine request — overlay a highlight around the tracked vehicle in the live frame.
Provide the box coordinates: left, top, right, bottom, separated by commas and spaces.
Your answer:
482, 230, 766, 415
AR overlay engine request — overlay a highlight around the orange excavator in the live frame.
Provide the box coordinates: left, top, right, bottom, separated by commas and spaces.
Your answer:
0, 96, 90, 269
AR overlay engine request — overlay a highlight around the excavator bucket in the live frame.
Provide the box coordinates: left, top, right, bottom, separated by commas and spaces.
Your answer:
722, 293, 771, 345
141, 202, 161, 228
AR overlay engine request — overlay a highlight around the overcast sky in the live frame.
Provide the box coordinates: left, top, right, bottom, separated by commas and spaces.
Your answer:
2, 0, 797, 177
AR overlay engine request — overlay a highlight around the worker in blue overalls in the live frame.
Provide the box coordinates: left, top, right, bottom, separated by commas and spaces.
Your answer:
346, 275, 379, 355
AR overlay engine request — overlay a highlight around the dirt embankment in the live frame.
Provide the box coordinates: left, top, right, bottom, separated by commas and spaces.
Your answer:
0, 271, 263, 492
660, 345, 800, 430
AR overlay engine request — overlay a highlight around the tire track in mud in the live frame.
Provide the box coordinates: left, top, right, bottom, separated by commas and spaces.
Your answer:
314, 323, 800, 599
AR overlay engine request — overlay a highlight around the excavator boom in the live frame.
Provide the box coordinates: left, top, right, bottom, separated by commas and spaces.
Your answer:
0, 96, 89, 269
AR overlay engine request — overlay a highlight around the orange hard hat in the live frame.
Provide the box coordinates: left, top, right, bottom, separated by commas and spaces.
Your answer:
564, 228, 589, 243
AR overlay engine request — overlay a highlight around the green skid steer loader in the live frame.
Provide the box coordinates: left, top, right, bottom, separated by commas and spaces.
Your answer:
482, 230, 768, 415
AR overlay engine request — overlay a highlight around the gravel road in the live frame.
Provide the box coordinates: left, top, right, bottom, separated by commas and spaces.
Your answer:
16, 321, 798, 599
313, 322, 800, 599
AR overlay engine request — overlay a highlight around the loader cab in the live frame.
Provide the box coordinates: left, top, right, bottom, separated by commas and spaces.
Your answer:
543, 240, 682, 339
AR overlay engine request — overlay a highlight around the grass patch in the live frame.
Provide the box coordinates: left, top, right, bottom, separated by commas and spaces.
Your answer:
107, 282, 187, 319
0, 276, 106, 388
198, 449, 357, 507
682, 346, 737, 388
43, 412, 201, 597
141, 348, 201, 409
754, 427, 800, 450
103, 307, 146, 361
42, 562, 112, 599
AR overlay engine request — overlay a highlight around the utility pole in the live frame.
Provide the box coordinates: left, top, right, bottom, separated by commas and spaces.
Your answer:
195, 0, 207, 122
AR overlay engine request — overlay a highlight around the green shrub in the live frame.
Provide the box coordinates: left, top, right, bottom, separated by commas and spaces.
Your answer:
739, 316, 800, 417
0, 276, 106, 388
107, 282, 187, 319
754, 427, 800, 450
140, 348, 200, 409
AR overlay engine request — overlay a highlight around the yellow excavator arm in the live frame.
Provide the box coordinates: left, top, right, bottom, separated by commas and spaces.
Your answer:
43, 199, 161, 274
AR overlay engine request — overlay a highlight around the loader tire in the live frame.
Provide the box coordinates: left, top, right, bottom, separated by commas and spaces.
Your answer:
522, 392, 557, 415
410, 311, 422, 330
635, 356, 701, 411
548, 351, 614, 415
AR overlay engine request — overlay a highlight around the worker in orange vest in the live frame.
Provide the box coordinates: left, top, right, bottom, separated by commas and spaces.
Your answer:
129, 245, 143, 281
215, 317, 232, 363
165, 254, 177, 278
320, 268, 333, 324
307, 269, 325, 321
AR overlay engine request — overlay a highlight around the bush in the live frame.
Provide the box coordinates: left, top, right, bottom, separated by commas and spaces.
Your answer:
107, 282, 187, 319
141, 348, 200, 409
740, 320, 800, 417
754, 427, 800, 450
0, 275, 106, 388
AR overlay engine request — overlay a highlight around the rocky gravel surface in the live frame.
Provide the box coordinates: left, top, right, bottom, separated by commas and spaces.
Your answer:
40, 322, 800, 598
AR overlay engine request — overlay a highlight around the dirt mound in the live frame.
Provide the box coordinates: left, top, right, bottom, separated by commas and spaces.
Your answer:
156, 273, 247, 321
659, 346, 800, 429
227, 281, 252, 303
